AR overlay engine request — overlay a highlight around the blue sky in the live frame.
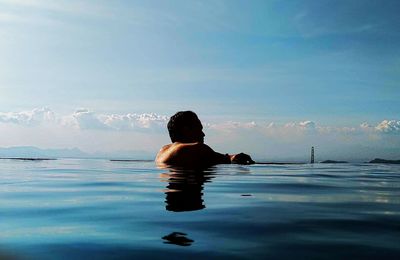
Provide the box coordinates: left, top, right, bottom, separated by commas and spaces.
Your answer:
0, 0, 399, 160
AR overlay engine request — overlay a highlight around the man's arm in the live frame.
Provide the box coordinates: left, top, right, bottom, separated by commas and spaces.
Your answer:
210, 150, 231, 164
200, 144, 255, 165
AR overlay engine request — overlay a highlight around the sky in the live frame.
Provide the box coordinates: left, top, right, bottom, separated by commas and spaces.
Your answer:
0, 0, 399, 161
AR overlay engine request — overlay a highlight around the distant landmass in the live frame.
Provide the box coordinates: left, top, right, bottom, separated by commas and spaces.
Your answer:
0, 146, 86, 158
321, 160, 348, 163
369, 158, 400, 164
0, 146, 154, 160
0, 158, 56, 161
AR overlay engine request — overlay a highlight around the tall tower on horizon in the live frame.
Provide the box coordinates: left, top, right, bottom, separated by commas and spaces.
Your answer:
311, 146, 315, 164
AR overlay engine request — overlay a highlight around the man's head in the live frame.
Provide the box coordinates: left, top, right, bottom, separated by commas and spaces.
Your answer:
167, 111, 205, 143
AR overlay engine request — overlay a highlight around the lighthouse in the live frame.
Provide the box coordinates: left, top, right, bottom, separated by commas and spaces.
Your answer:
311, 146, 315, 164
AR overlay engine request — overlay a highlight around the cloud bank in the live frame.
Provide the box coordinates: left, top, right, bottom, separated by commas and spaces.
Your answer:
375, 120, 400, 134
0, 107, 168, 131
1, 107, 399, 136
0, 107, 55, 125
0, 107, 399, 161
63, 109, 168, 131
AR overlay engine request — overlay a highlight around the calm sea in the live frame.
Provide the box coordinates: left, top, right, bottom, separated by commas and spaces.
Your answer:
0, 159, 399, 259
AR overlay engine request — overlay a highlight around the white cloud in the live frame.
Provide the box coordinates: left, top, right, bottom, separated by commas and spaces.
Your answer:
375, 120, 400, 134
102, 113, 168, 131
61, 109, 168, 131
207, 121, 257, 133
208, 120, 318, 134
207, 119, 400, 138
360, 122, 371, 129
70, 109, 109, 130
0, 107, 169, 131
0, 107, 55, 126
281, 121, 313, 128
298, 120, 316, 129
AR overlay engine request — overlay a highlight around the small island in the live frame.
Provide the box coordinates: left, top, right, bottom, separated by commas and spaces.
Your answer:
369, 158, 400, 164
321, 160, 348, 163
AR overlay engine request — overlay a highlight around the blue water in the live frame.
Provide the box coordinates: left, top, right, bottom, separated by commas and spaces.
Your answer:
0, 159, 399, 259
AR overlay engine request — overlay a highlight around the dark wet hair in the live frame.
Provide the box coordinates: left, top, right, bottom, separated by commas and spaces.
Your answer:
167, 111, 201, 142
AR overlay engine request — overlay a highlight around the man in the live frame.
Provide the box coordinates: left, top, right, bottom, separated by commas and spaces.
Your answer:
156, 111, 255, 167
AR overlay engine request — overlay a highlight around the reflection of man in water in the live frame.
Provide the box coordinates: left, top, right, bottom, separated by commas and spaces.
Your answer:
156, 111, 254, 167
162, 168, 214, 212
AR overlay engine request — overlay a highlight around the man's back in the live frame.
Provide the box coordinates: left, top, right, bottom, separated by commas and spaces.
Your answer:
156, 142, 230, 167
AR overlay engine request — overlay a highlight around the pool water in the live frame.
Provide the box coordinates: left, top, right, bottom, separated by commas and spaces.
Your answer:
0, 159, 399, 259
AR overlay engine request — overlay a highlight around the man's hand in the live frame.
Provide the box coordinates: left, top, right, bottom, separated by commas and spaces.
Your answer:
230, 153, 255, 165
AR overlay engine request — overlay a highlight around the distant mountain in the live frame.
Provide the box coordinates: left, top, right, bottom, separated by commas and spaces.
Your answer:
0, 146, 87, 158
369, 158, 400, 164
0, 146, 155, 160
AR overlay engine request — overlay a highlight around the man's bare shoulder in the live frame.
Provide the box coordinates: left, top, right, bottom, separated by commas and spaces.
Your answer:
158, 144, 174, 153
156, 144, 174, 164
